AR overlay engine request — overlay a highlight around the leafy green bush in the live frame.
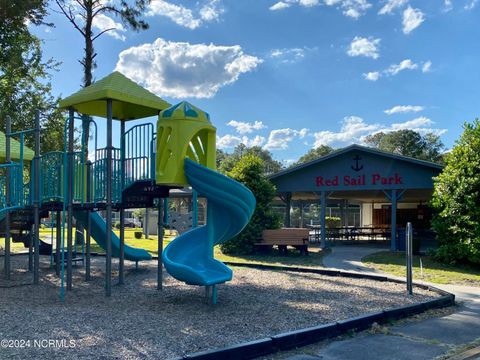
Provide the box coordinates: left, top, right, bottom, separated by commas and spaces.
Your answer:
431, 119, 480, 265
114, 221, 121, 230
325, 216, 341, 228
220, 154, 280, 255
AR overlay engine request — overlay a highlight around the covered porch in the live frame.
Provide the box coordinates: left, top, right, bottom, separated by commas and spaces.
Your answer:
269, 145, 442, 250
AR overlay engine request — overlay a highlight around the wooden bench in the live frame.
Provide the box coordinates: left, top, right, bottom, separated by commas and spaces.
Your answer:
255, 228, 309, 255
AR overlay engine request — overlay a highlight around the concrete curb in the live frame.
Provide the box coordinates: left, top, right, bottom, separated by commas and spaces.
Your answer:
183, 262, 455, 360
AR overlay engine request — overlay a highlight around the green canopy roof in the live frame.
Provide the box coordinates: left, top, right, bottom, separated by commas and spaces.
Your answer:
0, 131, 34, 162
160, 101, 212, 123
59, 71, 171, 120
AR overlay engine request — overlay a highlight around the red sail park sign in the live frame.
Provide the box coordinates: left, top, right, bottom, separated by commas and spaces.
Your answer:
316, 173, 403, 187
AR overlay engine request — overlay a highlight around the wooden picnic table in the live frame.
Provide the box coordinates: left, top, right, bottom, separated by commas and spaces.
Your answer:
306, 225, 391, 242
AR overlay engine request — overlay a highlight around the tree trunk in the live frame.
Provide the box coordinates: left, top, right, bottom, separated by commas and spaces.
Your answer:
83, 4, 93, 88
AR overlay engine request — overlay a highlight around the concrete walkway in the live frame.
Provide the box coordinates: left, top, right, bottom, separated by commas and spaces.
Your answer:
322, 245, 387, 273
282, 246, 480, 360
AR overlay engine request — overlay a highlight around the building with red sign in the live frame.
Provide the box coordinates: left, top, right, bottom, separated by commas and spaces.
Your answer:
268, 144, 443, 250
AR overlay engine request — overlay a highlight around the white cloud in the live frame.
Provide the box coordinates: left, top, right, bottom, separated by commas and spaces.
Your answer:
217, 134, 242, 149
264, 128, 309, 150
115, 38, 262, 99
269, 0, 371, 18
338, 0, 372, 19
443, 0, 453, 12
146, 0, 223, 29
313, 116, 446, 147
199, 0, 224, 21
390, 117, 447, 136
217, 134, 266, 149
314, 116, 378, 147
363, 71, 381, 81
465, 0, 479, 10
364, 59, 431, 81
227, 120, 266, 134
270, 1, 292, 10
270, 47, 317, 64
271, 48, 305, 63
249, 135, 267, 147
402, 6, 425, 34
390, 116, 433, 130
384, 105, 424, 115
378, 0, 408, 15
385, 59, 418, 75
92, 13, 126, 41
422, 60, 432, 73
300, 0, 321, 6
347, 36, 381, 59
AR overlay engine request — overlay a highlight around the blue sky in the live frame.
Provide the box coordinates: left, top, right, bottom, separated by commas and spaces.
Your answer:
32, 0, 480, 164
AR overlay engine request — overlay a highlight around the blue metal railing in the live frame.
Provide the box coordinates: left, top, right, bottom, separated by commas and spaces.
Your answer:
124, 123, 154, 187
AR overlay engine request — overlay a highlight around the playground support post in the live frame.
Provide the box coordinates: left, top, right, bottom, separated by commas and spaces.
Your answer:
192, 190, 198, 228
85, 161, 92, 281
33, 110, 40, 285
119, 121, 125, 285
67, 108, 74, 290
204, 202, 217, 305
4, 115, 11, 280
105, 99, 113, 297
145, 208, 149, 239
55, 212, 61, 276
157, 199, 164, 290
28, 225, 33, 272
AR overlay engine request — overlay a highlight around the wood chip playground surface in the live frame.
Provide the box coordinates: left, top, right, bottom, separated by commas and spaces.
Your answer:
0, 255, 439, 360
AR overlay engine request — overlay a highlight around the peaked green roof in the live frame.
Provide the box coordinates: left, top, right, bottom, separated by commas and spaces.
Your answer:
59, 71, 171, 120
159, 101, 211, 123
0, 131, 34, 162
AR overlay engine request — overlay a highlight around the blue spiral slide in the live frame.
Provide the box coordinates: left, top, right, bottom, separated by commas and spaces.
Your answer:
162, 159, 256, 286
73, 210, 152, 262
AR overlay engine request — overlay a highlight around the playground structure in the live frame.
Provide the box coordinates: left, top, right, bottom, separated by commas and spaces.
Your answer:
0, 71, 255, 304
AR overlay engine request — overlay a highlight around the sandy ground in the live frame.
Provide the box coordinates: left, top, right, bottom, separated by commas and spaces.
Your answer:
0, 255, 438, 359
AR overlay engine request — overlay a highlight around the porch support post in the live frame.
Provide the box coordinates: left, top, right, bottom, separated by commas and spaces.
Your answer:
299, 200, 304, 228
383, 189, 406, 251
391, 190, 397, 251
320, 191, 327, 248
281, 192, 292, 228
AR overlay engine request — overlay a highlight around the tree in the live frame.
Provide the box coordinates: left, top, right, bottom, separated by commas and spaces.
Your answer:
0, 0, 65, 152
55, 0, 150, 87
431, 119, 480, 265
215, 149, 228, 169
220, 155, 280, 254
364, 130, 444, 163
217, 144, 283, 175
291, 145, 334, 167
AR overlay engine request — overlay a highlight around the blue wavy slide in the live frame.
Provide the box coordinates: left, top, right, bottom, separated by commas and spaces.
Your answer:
162, 159, 256, 286
73, 210, 151, 262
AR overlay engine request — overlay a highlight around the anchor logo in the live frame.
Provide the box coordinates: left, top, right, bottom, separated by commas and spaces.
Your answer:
351, 155, 364, 172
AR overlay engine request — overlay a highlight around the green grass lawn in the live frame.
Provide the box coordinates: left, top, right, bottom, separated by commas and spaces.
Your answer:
215, 247, 327, 268
363, 251, 480, 286
1, 227, 326, 268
